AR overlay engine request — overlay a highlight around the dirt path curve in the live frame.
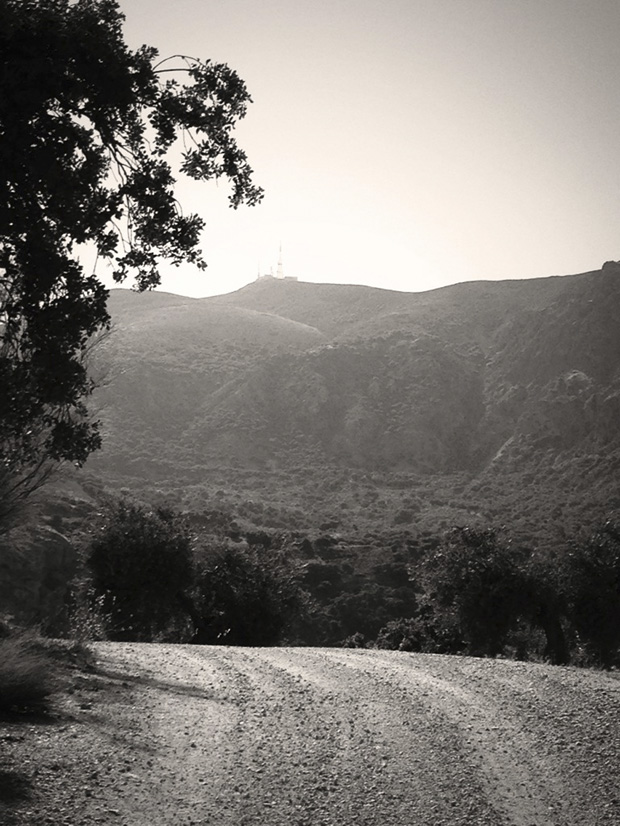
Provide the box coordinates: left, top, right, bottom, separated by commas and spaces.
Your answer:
2, 644, 620, 825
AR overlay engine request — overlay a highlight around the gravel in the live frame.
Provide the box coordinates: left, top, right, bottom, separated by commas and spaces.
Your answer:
1, 644, 619, 825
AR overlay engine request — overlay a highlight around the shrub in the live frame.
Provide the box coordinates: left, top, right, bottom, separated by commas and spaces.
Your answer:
374, 609, 464, 654
66, 581, 109, 642
561, 519, 620, 668
191, 544, 304, 646
86, 498, 194, 641
419, 526, 528, 657
375, 618, 422, 651
0, 631, 59, 713
341, 631, 367, 648
329, 586, 395, 641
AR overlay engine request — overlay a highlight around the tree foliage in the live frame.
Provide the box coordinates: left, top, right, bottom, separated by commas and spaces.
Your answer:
191, 544, 304, 646
0, 0, 262, 493
561, 520, 620, 667
420, 526, 527, 657
86, 499, 194, 640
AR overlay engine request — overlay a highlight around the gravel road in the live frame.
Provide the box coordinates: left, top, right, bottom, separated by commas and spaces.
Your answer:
2, 644, 620, 825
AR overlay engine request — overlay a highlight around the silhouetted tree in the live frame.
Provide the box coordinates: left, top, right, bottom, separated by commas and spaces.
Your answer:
561, 519, 620, 667
522, 552, 569, 665
0, 0, 262, 497
420, 526, 527, 657
87, 499, 194, 640
190, 545, 303, 646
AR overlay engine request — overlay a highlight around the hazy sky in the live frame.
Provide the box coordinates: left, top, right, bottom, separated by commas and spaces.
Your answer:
108, 0, 620, 297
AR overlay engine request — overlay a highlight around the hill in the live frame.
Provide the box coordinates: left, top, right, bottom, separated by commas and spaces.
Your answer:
79, 266, 620, 546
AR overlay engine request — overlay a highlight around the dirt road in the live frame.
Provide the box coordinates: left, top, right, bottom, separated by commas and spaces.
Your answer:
2, 644, 620, 825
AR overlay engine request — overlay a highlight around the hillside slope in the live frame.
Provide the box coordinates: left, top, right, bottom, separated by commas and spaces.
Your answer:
208, 272, 576, 340
3, 644, 619, 826
81, 267, 620, 540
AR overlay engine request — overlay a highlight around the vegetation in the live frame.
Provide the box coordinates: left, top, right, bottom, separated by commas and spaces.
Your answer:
367, 521, 619, 668
83, 496, 305, 645
86, 499, 194, 641
79, 268, 620, 568
0, 0, 262, 515
190, 543, 305, 645
0, 626, 60, 714
0, 472, 616, 666
419, 527, 528, 657
62, 488, 617, 667
561, 520, 620, 668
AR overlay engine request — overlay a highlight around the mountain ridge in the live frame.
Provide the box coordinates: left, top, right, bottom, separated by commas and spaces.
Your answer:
207, 270, 585, 342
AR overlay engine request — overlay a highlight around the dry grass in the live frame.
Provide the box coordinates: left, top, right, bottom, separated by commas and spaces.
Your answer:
0, 630, 60, 713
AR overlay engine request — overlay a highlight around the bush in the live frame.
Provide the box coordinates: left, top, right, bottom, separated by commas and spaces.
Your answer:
375, 618, 422, 651
191, 544, 304, 646
374, 608, 464, 654
66, 581, 109, 642
419, 526, 528, 657
341, 631, 367, 648
0, 631, 59, 713
328, 585, 411, 642
86, 498, 194, 641
561, 519, 620, 668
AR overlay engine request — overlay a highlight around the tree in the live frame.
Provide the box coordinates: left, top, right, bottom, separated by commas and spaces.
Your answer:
420, 526, 527, 657
561, 519, 620, 667
521, 551, 569, 665
0, 0, 262, 502
190, 544, 304, 646
86, 498, 194, 641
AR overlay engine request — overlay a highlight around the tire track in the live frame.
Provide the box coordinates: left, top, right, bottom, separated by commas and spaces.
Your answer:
312, 649, 571, 826
14, 644, 616, 826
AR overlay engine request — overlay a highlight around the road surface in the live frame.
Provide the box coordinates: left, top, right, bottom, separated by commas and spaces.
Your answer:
2, 644, 619, 825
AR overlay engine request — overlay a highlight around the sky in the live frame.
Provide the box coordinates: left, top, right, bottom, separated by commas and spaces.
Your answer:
104, 0, 620, 298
